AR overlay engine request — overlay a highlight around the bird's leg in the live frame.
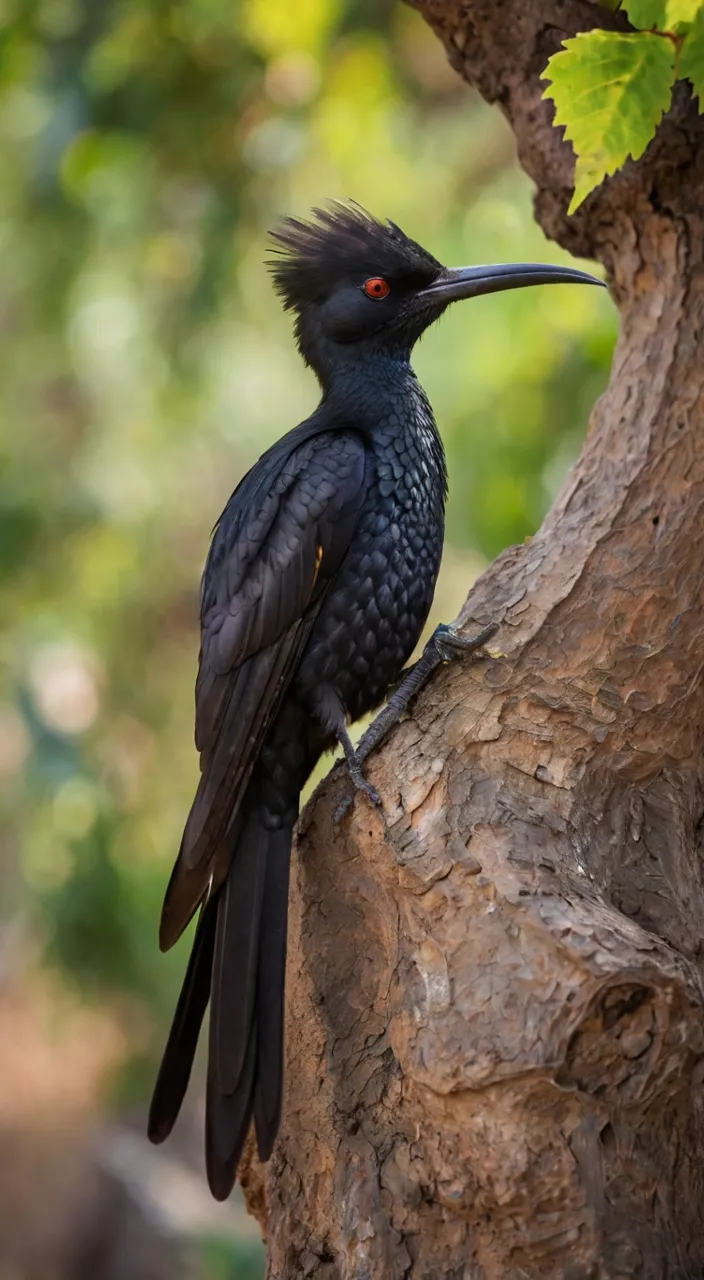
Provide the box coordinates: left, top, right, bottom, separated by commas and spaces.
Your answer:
332, 622, 497, 824
335, 723, 382, 809
356, 621, 499, 765
312, 691, 382, 819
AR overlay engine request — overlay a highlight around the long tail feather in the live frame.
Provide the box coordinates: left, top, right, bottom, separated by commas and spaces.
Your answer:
149, 793, 294, 1199
209, 805, 269, 1091
148, 900, 217, 1144
205, 809, 294, 1197
253, 827, 292, 1159
205, 1019, 258, 1201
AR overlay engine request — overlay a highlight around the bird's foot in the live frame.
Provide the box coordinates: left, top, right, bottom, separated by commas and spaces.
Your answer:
333, 728, 382, 825
333, 767, 381, 825
332, 622, 499, 824
354, 620, 500, 769
430, 620, 499, 663
333, 793, 353, 825
346, 757, 381, 808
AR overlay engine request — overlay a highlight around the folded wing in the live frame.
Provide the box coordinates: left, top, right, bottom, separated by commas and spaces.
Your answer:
159, 427, 368, 950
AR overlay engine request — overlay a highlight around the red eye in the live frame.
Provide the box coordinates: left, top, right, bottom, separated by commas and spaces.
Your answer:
363, 276, 391, 299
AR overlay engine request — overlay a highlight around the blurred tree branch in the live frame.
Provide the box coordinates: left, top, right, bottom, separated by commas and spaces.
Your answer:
245, 2, 704, 1276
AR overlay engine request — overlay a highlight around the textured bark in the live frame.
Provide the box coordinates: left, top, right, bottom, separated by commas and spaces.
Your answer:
242, 3, 704, 1276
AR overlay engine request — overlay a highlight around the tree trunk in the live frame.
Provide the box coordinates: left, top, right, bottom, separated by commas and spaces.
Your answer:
242, 3, 704, 1275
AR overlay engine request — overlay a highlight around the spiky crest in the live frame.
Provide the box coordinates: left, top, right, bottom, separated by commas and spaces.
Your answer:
267, 202, 442, 312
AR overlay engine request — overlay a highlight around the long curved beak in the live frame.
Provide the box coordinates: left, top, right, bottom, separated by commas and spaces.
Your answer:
420, 261, 605, 303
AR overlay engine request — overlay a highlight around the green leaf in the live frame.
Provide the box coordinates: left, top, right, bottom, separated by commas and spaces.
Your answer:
624, 0, 668, 25
665, 0, 704, 24
679, 7, 704, 101
623, 0, 704, 29
544, 30, 676, 212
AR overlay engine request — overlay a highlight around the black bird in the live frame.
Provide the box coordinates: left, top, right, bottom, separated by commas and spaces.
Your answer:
148, 203, 603, 1198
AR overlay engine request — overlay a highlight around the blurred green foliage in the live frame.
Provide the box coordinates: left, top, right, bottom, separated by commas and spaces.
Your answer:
0, 0, 616, 1171
199, 1232, 266, 1280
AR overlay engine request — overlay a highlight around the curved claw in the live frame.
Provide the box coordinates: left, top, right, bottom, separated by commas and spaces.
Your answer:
356, 776, 381, 808
432, 621, 499, 663
333, 774, 381, 827
333, 793, 354, 826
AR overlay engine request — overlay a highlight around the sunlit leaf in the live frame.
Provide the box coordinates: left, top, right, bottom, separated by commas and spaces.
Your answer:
544, 30, 676, 212
679, 7, 704, 101
623, 0, 704, 27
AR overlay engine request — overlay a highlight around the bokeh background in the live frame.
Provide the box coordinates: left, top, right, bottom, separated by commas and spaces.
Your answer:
0, 1, 617, 1275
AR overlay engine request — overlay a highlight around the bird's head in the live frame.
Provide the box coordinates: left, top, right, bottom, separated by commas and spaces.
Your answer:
268, 202, 603, 383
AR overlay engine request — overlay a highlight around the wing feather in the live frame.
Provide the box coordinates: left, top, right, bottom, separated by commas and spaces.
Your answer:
159, 428, 367, 949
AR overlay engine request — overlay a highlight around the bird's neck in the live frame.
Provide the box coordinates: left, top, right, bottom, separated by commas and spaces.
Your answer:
317, 353, 448, 498
321, 351, 431, 426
